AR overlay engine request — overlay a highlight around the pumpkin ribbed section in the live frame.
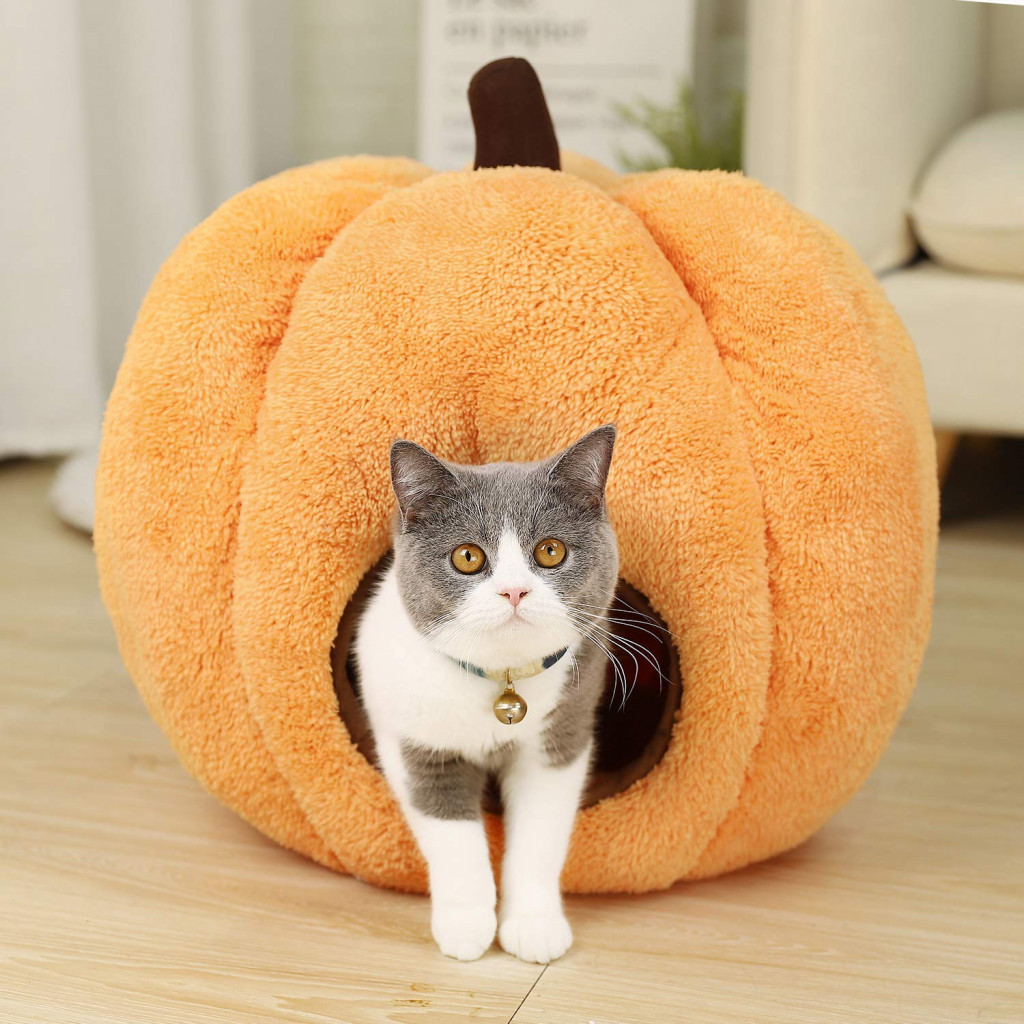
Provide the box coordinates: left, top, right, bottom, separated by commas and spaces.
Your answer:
96, 160, 935, 894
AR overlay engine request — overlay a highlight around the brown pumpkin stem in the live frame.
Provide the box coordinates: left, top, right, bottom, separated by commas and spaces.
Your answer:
468, 57, 560, 171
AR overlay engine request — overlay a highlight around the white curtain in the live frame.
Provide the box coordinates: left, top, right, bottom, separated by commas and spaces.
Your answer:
0, 0, 293, 527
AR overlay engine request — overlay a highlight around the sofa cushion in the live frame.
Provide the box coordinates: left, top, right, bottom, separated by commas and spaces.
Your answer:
911, 110, 1024, 277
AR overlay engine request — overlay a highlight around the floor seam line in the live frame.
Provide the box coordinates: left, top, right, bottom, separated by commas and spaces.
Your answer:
508, 963, 548, 1023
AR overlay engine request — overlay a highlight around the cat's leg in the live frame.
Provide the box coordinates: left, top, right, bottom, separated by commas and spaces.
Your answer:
375, 733, 496, 961
497, 742, 591, 963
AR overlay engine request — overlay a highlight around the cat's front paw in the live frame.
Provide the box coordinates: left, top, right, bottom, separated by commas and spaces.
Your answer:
431, 903, 497, 961
498, 910, 573, 963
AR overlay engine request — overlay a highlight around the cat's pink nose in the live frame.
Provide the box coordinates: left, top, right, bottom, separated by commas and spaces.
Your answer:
499, 587, 528, 608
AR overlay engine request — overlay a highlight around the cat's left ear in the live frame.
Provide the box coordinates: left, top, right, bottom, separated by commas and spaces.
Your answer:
547, 424, 616, 509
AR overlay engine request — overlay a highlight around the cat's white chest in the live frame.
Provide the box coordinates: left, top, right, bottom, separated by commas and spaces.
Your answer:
354, 567, 570, 758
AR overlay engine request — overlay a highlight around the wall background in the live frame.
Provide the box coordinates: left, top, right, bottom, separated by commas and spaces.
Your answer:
292, 0, 745, 165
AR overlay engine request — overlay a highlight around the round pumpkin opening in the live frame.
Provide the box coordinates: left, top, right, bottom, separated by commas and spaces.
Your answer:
331, 563, 682, 810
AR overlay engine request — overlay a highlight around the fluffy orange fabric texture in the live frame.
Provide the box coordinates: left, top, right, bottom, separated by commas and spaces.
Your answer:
95, 155, 936, 894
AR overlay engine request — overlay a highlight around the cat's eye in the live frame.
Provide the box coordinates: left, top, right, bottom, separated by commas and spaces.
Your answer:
534, 538, 567, 568
451, 543, 486, 574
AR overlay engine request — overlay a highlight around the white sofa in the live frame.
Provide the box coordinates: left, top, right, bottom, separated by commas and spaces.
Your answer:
743, 0, 1024, 436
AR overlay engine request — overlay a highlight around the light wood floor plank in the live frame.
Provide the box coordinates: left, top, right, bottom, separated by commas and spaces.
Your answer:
0, 462, 541, 1023
2, 459, 1022, 1023
514, 518, 1024, 1023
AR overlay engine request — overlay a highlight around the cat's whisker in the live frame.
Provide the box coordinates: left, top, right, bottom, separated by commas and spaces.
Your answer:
424, 618, 461, 655
457, 621, 487, 674
566, 611, 671, 700
574, 598, 678, 634
601, 614, 678, 644
570, 606, 670, 667
568, 610, 663, 675
570, 622, 631, 711
575, 616, 644, 703
573, 600, 682, 642
600, 619, 680, 654
584, 622, 667, 687
576, 623, 643, 710
557, 622, 584, 694
546, 620, 579, 692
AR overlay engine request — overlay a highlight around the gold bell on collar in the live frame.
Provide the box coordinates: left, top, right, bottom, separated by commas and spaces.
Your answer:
493, 669, 528, 725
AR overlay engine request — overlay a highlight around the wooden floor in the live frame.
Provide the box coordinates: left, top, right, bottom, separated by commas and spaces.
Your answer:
2, 459, 1022, 1024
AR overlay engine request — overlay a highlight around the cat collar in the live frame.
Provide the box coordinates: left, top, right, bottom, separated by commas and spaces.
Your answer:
450, 646, 571, 726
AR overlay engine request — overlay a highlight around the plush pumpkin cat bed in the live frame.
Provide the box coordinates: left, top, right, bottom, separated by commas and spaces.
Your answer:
95, 59, 937, 894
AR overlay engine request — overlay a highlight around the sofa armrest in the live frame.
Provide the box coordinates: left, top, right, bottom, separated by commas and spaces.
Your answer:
883, 262, 1024, 435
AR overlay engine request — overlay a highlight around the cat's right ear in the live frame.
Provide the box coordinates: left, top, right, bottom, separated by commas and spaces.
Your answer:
546, 424, 617, 509
390, 440, 459, 525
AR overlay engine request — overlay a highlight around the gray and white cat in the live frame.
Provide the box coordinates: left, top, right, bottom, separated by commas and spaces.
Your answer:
354, 426, 618, 963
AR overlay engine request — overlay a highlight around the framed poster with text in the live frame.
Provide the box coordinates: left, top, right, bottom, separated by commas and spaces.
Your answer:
419, 0, 696, 171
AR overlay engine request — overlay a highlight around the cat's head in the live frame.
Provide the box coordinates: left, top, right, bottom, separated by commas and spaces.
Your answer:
389, 426, 619, 670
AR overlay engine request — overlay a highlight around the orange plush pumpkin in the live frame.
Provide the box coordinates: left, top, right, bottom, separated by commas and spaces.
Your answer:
95, 59, 936, 894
